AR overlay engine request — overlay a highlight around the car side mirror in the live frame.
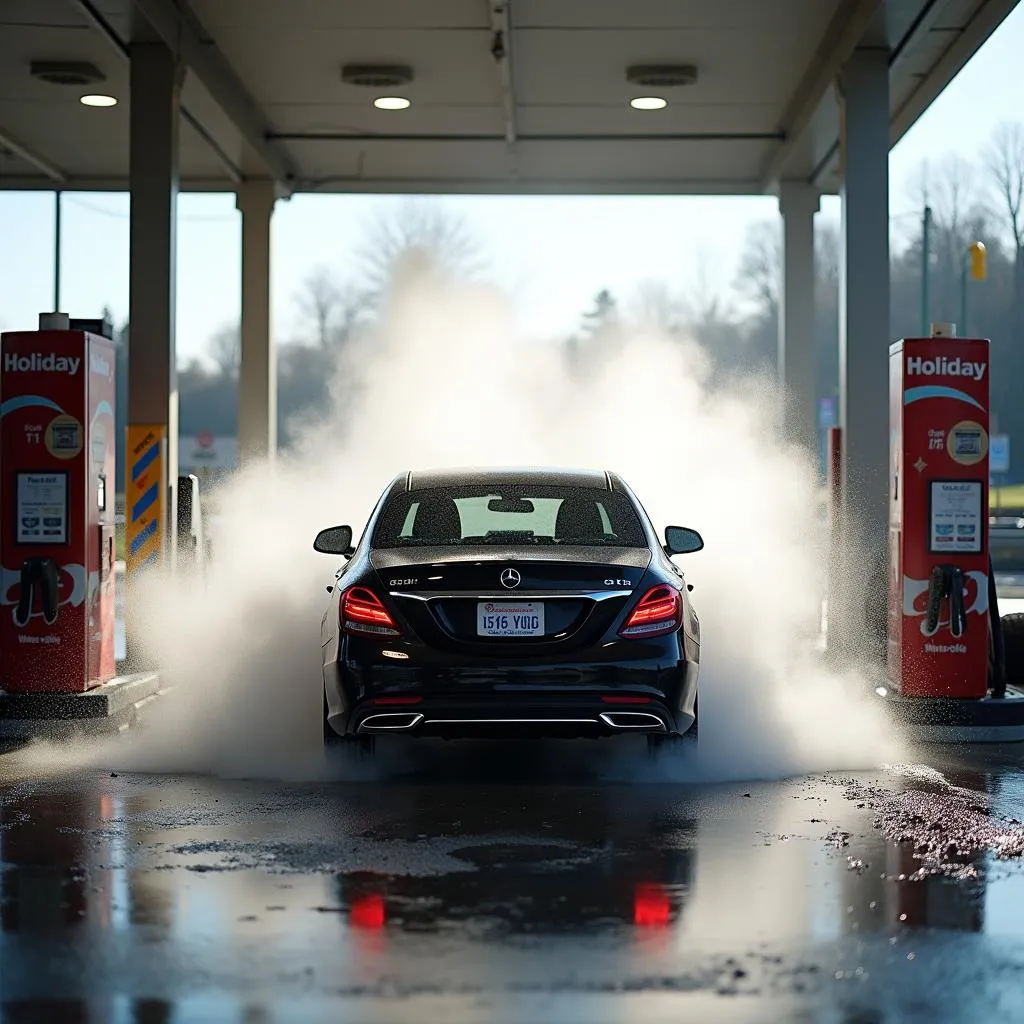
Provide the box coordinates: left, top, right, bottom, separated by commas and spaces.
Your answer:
664, 525, 704, 555
314, 525, 354, 556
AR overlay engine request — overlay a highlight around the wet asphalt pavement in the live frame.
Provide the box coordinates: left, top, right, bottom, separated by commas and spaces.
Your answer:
3, 739, 1024, 1023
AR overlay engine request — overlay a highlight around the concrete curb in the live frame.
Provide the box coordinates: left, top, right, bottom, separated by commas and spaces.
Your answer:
0, 671, 162, 740
873, 681, 1024, 743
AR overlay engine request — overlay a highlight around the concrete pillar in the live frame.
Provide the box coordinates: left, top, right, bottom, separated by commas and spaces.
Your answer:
778, 182, 820, 456
236, 179, 277, 463
127, 40, 181, 547
125, 37, 181, 667
834, 46, 890, 657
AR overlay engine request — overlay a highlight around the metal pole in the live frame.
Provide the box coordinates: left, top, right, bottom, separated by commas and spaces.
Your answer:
960, 252, 968, 336
53, 190, 62, 312
921, 205, 932, 335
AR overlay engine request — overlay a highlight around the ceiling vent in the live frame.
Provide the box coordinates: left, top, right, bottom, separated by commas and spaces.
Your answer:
342, 65, 414, 88
31, 60, 106, 87
626, 65, 698, 88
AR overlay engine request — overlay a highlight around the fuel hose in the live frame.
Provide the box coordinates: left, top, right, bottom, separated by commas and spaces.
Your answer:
13, 557, 60, 627
922, 564, 968, 640
923, 564, 946, 637
989, 554, 1007, 697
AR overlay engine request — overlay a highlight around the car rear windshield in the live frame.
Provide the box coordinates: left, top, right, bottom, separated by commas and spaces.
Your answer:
373, 485, 648, 548
992, 528, 1024, 573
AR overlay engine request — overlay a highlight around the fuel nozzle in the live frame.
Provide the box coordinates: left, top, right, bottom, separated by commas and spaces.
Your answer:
922, 563, 968, 639
13, 557, 60, 627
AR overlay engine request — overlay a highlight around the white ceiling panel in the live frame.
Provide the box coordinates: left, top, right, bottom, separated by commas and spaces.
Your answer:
0, 0, 1015, 193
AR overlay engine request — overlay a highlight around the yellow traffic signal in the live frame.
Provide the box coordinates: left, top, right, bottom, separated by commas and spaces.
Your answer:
969, 241, 987, 281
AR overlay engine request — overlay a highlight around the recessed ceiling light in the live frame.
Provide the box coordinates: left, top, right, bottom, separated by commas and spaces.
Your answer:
80, 94, 117, 107
374, 96, 411, 110
630, 96, 667, 111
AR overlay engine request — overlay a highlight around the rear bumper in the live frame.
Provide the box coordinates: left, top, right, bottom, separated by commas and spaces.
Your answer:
324, 660, 699, 739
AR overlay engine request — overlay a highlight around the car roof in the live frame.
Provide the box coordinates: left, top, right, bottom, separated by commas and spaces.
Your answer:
404, 467, 618, 492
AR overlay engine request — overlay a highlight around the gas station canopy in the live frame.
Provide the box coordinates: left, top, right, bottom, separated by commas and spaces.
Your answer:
0, 0, 1016, 196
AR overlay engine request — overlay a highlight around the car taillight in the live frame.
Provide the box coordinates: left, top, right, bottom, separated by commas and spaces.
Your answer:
634, 883, 672, 927
619, 584, 681, 639
340, 586, 401, 638
350, 892, 386, 929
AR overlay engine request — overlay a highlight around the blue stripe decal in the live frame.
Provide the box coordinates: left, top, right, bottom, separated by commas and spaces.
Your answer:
131, 442, 159, 480
131, 483, 159, 522
140, 552, 158, 569
904, 385, 985, 411
0, 395, 64, 419
130, 519, 158, 556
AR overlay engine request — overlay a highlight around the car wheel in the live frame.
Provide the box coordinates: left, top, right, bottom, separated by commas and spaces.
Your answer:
323, 692, 376, 759
332, 734, 377, 761
646, 699, 698, 756
1001, 613, 1024, 690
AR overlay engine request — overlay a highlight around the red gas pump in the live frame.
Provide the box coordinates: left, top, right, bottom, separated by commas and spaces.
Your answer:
0, 316, 117, 693
888, 325, 990, 698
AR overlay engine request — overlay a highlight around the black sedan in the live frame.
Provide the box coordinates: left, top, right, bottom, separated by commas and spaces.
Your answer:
315, 468, 703, 757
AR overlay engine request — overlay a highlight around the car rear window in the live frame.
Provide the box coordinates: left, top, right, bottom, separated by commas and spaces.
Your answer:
992, 529, 1024, 573
373, 485, 648, 548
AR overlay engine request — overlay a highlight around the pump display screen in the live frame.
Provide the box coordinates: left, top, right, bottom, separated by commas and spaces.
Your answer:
15, 472, 69, 545
928, 480, 983, 554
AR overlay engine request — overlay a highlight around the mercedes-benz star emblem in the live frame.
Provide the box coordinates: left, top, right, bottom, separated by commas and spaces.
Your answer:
500, 568, 521, 589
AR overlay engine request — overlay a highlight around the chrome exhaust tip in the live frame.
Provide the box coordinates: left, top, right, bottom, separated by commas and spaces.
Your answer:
599, 711, 666, 731
358, 712, 424, 732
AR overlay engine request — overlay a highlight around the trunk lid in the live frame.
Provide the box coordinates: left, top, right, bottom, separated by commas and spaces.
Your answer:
369, 546, 651, 655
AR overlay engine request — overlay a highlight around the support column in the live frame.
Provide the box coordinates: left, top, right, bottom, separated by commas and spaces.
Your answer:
125, 37, 181, 667
236, 179, 277, 464
834, 46, 890, 658
127, 41, 181, 556
778, 182, 820, 457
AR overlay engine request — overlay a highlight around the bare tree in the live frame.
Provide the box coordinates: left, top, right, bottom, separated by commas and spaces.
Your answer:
353, 198, 485, 304
985, 121, 1024, 350
904, 155, 981, 263
905, 155, 984, 324
932, 154, 978, 255
735, 220, 781, 314
985, 121, 1024, 251
627, 279, 685, 334
295, 266, 342, 348
906, 158, 932, 209
294, 265, 365, 349
207, 322, 240, 377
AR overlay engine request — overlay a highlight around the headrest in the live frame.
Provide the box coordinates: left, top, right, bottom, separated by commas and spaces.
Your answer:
555, 497, 605, 541
412, 496, 462, 542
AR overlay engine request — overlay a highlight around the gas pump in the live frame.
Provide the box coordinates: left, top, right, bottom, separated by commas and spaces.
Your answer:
0, 314, 117, 693
888, 324, 991, 698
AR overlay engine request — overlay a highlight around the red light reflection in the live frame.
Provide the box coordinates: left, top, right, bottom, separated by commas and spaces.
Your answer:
350, 892, 386, 929
633, 884, 671, 927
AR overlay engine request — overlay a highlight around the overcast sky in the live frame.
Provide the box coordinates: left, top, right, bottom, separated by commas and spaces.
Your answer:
2, 4, 1024, 361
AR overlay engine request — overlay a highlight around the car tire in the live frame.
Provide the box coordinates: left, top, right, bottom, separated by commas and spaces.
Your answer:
646, 698, 698, 755
1001, 613, 1024, 689
323, 692, 376, 759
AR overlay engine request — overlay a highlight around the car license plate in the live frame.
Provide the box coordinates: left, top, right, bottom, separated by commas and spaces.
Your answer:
477, 601, 545, 637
